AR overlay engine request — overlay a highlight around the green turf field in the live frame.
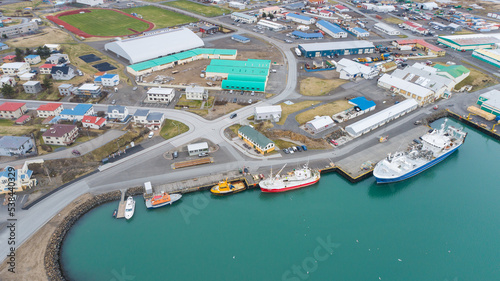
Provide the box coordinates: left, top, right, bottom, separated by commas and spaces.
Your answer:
123, 6, 197, 29
59, 9, 150, 36
163, 0, 231, 17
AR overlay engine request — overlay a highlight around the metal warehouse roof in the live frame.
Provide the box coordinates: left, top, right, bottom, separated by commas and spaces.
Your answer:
439, 34, 500, 46
345, 99, 418, 136
227, 74, 267, 82
287, 13, 313, 21
292, 30, 323, 38
105, 28, 204, 64
353, 27, 369, 34
255, 105, 282, 114
209, 59, 270, 68
348, 97, 376, 111
317, 20, 345, 34
232, 12, 256, 20
222, 80, 266, 91
378, 74, 432, 98
128, 48, 237, 72
299, 41, 375, 52
0, 136, 31, 149
231, 34, 250, 41
206, 65, 269, 76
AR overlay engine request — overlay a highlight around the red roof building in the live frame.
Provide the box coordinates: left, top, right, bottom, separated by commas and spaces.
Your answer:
395, 39, 445, 56
37, 103, 63, 118
15, 115, 31, 125
3, 55, 16, 63
0, 102, 27, 119
81, 115, 106, 129
334, 4, 349, 12
39, 64, 56, 75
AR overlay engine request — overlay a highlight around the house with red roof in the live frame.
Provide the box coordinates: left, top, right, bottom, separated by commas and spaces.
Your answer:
81, 115, 106, 129
3, 55, 16, 63
39, 64, 56, 75
308, 0, 325, 5
334, 4, 349, 13
319, 10, 334, 17
42, 124, 78, 146
37, 103, 63, 118
0, 102, 27, 119
15, 115, 31, 125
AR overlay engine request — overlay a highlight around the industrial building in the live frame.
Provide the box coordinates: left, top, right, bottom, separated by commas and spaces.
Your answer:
393, 39, 445, 56
228, 1, 246, 10
105, 28, 204, 64
187, 142, 209, 156
472, 48, 500, 68
206, 59, 271, 92
231, 12, 257, 24
305, 116, 335, 134
332, 97, 376, 123
291, 31, 323, 39
298, 41, 375, 57
0, 21, 38, 37
477, 89, 500, 116
373, 22, 400, 35
316, 20, 347, 38
286, 13, 315, 25
257, 20, 284, 31
127, 48, 237, 76
336, 58, 379, 80
254, 105, 282, 122
351, 27, 370, 38
231, 34, 250, 43
437, 34, 500, 51
238, 125, 275, 155
345, 99, 418, 137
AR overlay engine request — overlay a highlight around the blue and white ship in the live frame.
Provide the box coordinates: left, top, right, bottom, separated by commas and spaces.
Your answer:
373, 119, 467, 184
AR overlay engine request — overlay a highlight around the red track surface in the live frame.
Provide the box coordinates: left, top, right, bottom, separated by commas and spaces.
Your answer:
46, 8, 154, 38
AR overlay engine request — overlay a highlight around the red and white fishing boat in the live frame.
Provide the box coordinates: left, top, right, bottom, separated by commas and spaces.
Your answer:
259, 164, 320, 193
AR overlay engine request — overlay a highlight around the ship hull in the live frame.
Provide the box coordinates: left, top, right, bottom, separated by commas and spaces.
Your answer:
374, 144, 461, 184
145, 194, 182, 209
260, 178, 319, 193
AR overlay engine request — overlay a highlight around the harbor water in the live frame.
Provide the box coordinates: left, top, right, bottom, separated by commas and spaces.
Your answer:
61, 120, 500, 280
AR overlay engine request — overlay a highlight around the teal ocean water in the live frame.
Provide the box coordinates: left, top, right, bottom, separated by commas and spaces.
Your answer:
61, 120, 500, 281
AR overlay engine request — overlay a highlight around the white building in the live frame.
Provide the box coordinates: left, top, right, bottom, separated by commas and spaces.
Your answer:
0, 76, 16, 88
24, 55, 41, 65
337, 58, 379, 80
345, 99, 418, 137
286, 13, 316, 25
145, 112, 165, 129
228, 1, 246, 10
147, 87, 175, 104
37, 103, 63, 118
185, 85, 207, 100
187, 142, 209, 156
46, 53, 70, 65
258, 20, 284, 31
305, 116, 335, 133
420, 2, 438, 10
0, 163, 37, 195
316, 20, 347, 38
81, 115, 106, 129
351, 27, 370, 38
75, 0, 104, 6
231, 12, 257, 24
133, 109, 149, 125
0, 136, 34, 157
374, 22, 400, 35
96, 73, 119, 86
44, 44, 61, 52
1, 62, 30, 75
378, 74, 435, 106
374, 5, 396, 13
254, 105, 282, 122
107, 105, 129, 121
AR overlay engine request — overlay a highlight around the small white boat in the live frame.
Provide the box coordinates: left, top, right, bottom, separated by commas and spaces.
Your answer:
124, 196, 135, 220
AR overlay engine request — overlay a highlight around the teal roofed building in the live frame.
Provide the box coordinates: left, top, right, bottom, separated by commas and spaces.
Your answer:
433, 64, 470, 86
238, 125, 275, 154
206, 59, 271, 92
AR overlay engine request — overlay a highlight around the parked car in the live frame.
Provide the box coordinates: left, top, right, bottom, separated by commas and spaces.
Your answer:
72, 149, 81, 156
173, 151, 178, 158
111, 99, 116, 105
283, 148, 289, 154
148, 131, 154, 138
230, 113, 237, 119
288, 147, 294, 154
198, 152, 208, 157
330, 139, 338, 146
295, 146, 302, 152
233, 98, 237, 103
301, 145, 307, 151
248, 99, 252, 104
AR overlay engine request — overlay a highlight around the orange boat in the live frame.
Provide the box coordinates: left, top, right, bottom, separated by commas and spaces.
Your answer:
145, 192, 182, 209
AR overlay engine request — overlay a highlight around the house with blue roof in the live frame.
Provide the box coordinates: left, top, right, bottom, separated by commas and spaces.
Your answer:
133, 109, 150, 125
107, 105, 129, 121
292, 31, 323, 40
60, 104, 94, 121
94, 73, 119, 87
0, 163, 36, 195
146, 112, 164, 129
0, 136, 34, 156
286, 13, 315, 25
316, 20, 347, 38
24, 54, 41, 65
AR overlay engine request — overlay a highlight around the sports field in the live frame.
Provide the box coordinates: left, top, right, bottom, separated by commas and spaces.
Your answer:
123, 6, 196, 29
163, 0, 231, 17
59, 9, 151, 36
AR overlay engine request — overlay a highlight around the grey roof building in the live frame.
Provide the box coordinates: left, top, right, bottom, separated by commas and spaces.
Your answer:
0, 136, 34, 156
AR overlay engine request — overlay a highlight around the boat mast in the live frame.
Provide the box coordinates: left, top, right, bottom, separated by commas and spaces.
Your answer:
276, 164, 287, 179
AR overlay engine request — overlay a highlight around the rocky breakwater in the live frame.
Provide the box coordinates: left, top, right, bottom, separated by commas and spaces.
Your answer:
44, 187, 144, 280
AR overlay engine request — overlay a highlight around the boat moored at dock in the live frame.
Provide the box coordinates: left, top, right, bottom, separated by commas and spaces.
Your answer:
373, 119, 467, 184
210, 179, 246, 195
145, 192, 182, 209
259, 164, 320, 193
124, 196, 135, 220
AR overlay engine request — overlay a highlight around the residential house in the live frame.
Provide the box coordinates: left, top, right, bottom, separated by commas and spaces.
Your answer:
107, 105, 129, 121
15, 115, 31, 125
133, 109, 149, 125
51, 66, 75, 80
81, 115, 106, 129
254, 105, 282, 122
1, 62, 30, 75
0, 21, 38, 38
185, 85, 207, 100
0, 164, 36, 195
59, 104, 94, 121
46, 53, 70, 65
319, 10, 335, 18
58, 84, 77, 96
42, 124, 78, 146
23, 81, 42, 94
145, 112, 165, 129
77, 84, 102, 98
39, 64, 56, 75
0, 76, 16, 88
146, 87, 175, 104
0, 102, 27, 119
0, 136, 34, 156
238, 125, 275, 154
305, 116, 335, 133
24, 54, 41, 65
19, 72, 36, 81
44, 44, 61, 52
94, 73, 119, 86
3, 55, 16, 63
0, 43, 9, 51
37, 103, 63, 118
307, 0, 326, 5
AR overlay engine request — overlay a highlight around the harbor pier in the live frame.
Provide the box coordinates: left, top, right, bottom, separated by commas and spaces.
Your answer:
116, 189, 127, 219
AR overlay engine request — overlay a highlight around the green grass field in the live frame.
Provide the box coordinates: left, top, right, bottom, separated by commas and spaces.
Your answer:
123, 6, 196, 29
163, 0, 231, 17
59, 9, 150, 36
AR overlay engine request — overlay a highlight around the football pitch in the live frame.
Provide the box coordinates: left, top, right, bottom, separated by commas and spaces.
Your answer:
163, 0, 231, 17
122, 6, 197, 29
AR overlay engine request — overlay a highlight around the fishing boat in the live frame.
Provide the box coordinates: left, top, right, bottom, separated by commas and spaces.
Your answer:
210, 178, 246, 195
373, 119, 467, 184
145, 192, 182, 209
259, 164, 320, 193
124, 196, 135, 220
112, 209, 117, 218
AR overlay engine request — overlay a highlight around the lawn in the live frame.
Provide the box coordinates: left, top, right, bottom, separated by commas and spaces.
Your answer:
123, 6, 197, 29
163, 0, 231, 17
276, 101, 320, 125
160, 119, 189, 140
273, 139, 298, 149
454, 61, 497, 91
299, 77, 348, 96
295, 100, 352, 125
59, 9, 150, 36
176, 96, 203, 108
384, 17, 404, 25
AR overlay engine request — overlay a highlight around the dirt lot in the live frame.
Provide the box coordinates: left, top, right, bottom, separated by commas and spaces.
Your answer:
296, 100, 352, 125
204, 102, 245, 120
6, 27, 73, 48
299, 77, 349, 96
0, 193, 94, 281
